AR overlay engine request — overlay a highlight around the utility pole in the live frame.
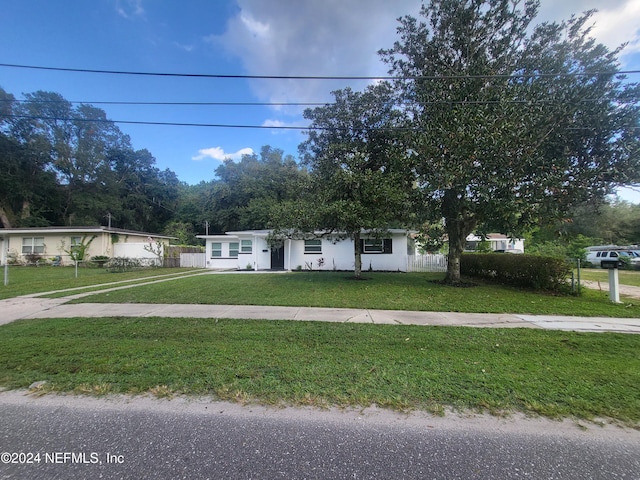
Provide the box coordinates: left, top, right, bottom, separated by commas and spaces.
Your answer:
205, 221, 210, 235
106, 212, 112, 229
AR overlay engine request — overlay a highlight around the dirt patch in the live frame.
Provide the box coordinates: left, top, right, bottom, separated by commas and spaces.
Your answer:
582, 281, 640, 300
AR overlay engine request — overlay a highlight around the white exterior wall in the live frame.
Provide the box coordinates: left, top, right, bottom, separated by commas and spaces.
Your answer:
205, 236, 240, 269
288, 234, 408, 272
202, 231, 411, 272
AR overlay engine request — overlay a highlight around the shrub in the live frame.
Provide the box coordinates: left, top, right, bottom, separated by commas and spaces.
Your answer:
24, 253, 42, 266
106, 257, 141, 273
461, 253, 572, 292
91, 255, 110, 268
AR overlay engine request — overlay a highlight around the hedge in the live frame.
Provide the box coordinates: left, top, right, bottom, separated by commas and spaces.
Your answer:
460, 253, 572, 292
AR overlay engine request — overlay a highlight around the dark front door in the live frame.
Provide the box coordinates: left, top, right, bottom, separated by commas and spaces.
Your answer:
270, 245, 285, 270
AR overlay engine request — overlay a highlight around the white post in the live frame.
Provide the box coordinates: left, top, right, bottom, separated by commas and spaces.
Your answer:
609, 267, 621, 303
3, 249, 8, 286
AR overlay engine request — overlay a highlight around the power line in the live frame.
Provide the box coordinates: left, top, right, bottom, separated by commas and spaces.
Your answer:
3, 97, 633, 108
5, 114, 638, 131
4, 99, 327, 107
2, 114, 310, 131
1, 62, 638, 80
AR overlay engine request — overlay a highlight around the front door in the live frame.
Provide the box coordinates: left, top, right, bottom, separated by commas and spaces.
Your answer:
270, 245, 285, 270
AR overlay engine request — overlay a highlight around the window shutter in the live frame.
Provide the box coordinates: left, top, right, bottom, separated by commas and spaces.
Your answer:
383, 239, 393, 254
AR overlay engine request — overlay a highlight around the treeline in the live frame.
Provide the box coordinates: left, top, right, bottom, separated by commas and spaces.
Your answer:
0, 88, 181, 233
0, 87, 307, 243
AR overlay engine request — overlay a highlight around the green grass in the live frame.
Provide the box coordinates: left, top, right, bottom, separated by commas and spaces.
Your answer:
1, 317, 638, 424
578, 268, 640, 287
71, 271, 640, 318
0, 266, 204, 299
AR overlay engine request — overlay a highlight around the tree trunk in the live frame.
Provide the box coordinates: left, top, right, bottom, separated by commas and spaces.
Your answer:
0, 205, 12, 229
20, 199, 31, 221
443, 190, 476, 284
353, 230, 362, 279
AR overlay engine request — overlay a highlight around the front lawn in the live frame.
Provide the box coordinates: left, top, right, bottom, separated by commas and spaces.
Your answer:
1, 317, 637, 425
0, 266, 203, 299
70, 271, 640, 318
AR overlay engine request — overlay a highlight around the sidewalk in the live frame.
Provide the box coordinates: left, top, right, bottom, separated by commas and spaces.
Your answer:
1, 296, 639, 333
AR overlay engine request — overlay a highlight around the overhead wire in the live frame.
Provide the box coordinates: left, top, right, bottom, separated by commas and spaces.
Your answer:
0, 62, 638, 130
1, 62, 639, 80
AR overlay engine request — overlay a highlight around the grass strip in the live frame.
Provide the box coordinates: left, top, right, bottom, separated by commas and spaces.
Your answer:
71, 271, 640, 318
1, 317, 638, 425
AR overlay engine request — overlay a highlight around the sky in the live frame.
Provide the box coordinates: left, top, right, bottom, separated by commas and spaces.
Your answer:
0, 0, 639, 202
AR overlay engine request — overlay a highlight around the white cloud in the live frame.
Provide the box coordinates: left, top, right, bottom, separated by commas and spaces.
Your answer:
173, 42, 195, 53
211, 0, 420, 106
116, 0, 145, 20
590, 1, 640, 56
262, 119, 284, 128
192, 147, 254, 161
208, 0, 639, 115
537, 0, 640, 58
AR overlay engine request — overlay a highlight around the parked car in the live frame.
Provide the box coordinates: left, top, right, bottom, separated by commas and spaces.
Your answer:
586, 249, 640, 269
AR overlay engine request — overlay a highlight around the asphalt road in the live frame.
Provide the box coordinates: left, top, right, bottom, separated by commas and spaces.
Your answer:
1, 392, 639, 479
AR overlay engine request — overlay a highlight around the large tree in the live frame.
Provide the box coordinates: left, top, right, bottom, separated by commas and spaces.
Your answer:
209, 145, 307, 232
380, 0, 640, 283
272, 83, 415, 278
0, 88, 60, 227
1, 88, 183, 231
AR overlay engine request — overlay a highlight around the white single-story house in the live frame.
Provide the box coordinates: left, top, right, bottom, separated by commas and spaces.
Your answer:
0, 226, 175, 266
197, 229, 415, 272
464, 233, 525, 253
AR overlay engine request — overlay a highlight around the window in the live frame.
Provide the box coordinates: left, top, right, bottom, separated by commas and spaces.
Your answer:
304, 239, 322, 254
211, 242, 222, 258
22, 237, 45, 254
69, 236, 83, 257
241, 240, 252, 253
360, 239, 393, 254
363, 239, 384, 253
229, 242, 239, 258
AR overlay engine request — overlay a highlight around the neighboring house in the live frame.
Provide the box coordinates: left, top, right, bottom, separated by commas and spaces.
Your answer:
197, 229, 415, 272
464, 233, 525, 253
0, 226, 175, 266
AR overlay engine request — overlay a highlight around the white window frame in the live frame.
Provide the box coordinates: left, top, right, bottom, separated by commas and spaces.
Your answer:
229, 242, 239, 258
363, 239, 384, 253
22, 237, 45, 255
241, 240, 252, 253
211, 242, 222, 258
304, 239, 322, 254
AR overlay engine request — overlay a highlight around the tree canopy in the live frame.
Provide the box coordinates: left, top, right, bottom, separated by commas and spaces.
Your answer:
380, 0, 640, 283
271, 83, 415, 278
0, 88, 180, 231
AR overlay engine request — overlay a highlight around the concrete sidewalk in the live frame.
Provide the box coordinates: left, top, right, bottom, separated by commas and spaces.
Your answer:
1, 296, 639, 333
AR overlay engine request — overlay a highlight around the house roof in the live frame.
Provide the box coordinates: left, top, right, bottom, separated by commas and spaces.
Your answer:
197, 228, 414, 240
0, 226, 176, 240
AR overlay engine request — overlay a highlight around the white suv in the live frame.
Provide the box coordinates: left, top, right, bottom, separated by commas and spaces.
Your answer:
586, 250, 640, 269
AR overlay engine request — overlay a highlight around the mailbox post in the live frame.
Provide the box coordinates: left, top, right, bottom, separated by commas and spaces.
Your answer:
601, 260, 621, 303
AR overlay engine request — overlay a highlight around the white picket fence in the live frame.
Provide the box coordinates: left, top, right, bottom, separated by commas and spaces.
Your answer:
407, 254, 448, 272
180, 253, 206, 268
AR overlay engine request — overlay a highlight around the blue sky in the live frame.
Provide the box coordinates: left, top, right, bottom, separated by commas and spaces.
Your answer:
1, 0, 639, 202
